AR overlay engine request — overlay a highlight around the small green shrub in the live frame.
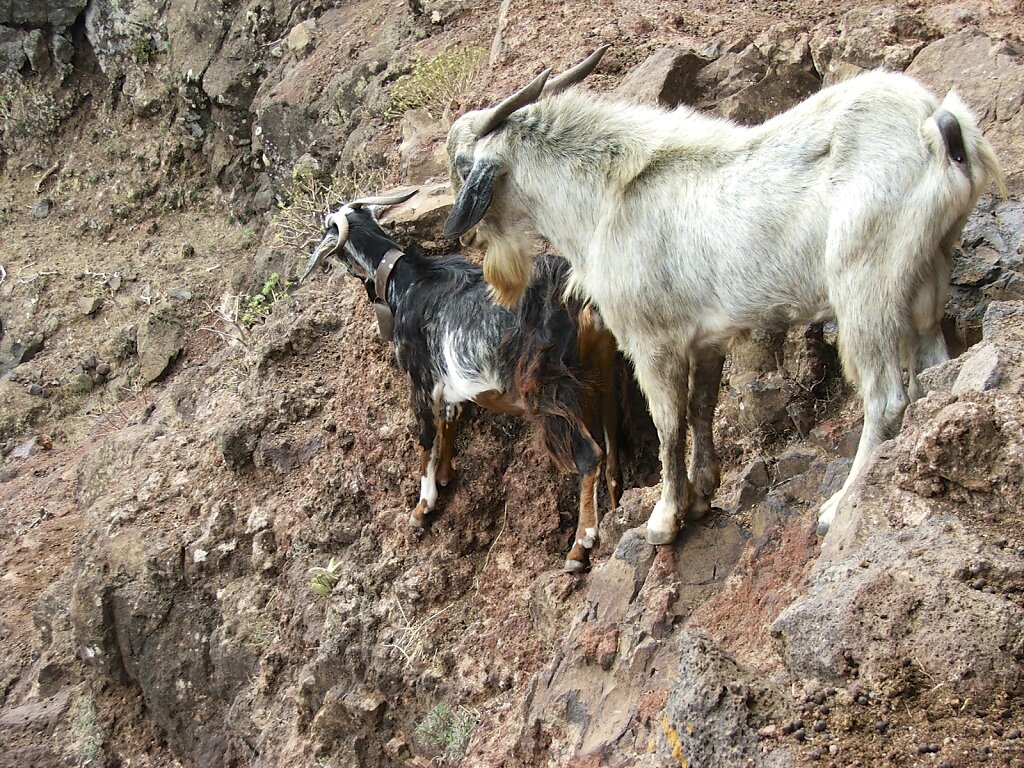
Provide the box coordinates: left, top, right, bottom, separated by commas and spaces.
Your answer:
415, 702, 478, 763
241, 272, 287, 327
388, 46, 485, 120
0, 75, 77, 150
308, 557, 343, 597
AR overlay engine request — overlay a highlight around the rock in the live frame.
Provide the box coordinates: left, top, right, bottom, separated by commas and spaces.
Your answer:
658, 631, 792, 767
981, 300, 1024, 346
23, 28, 50, 74
291, 153, 321, 181
907, 30, 1024, 195
78, 295, 102, 316
8, 436, 39, 459
728, 458, 770, 511
951, 343, 1003, 394
811, 7, 932, 83
27, 383, 43, 396
136, 306, 184, 383
778, 390, 1024, 705
167, 286, 192, 301
285, 20, 315, 56
613, 46, 711, 107
731, 371, 794, 435
70, 372, 94, 394
0, 1, 86, 31
0, 26, 26, 74
775, 446, 817, 483
378, 182, 452, 245
398, 109, 448, 184
33, 199, 53, 218
754, 23, 814, 69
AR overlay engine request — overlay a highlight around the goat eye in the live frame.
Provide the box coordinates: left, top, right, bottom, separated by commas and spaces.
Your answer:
455, 155, 473, 181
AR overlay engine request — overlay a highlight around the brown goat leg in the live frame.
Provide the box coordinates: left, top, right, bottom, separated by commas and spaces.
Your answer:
687, 350, 725, 520
436, 407, 460, 487
565, 470, 600, 573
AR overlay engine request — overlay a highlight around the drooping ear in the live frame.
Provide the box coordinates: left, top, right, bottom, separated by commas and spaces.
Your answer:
443, 161, 498, 238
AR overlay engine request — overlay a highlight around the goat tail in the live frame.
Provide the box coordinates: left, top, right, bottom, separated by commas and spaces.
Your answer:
921, 91, 1008, 198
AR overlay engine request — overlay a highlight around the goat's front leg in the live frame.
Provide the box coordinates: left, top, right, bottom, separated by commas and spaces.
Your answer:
687, 349, 725, 520
565, 427, 603, 573
409, 413, 441, 529
634, 354, 691, 545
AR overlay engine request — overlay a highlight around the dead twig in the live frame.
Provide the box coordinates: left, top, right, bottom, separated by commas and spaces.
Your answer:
19, 269, 59, 284
0, 264, 6, 288
35, 160, 60, 193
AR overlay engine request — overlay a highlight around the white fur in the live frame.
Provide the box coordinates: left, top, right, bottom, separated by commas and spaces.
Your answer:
449, 69, 1006, 540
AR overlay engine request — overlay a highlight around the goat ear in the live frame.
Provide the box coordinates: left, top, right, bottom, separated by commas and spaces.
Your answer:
443, 161, 497, 238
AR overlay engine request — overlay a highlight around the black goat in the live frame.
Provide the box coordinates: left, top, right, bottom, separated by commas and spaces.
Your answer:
304, 191, 622, 571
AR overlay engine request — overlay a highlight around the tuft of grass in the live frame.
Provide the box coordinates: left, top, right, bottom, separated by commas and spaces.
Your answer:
0, 74, 78, 151
241, 272, 287, 328
308, 556, 344, 598
387, 46, 485, 120
415, 702, 478, 763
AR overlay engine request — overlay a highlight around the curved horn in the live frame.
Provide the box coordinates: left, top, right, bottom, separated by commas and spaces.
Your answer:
541, 44, 610, 97
349, 188, 419, 209
474, 67, 552, 138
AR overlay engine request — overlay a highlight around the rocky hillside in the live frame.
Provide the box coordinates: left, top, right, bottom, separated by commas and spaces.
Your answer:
1, 2, 1024, 767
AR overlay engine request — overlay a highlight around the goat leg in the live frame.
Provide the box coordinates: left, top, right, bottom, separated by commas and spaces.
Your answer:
687, 350, 725, 520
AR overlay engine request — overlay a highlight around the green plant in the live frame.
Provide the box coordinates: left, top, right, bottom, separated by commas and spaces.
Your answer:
309, 557, 343, 597
415, 702, 478, 763
131, 35, 159, 64
387, 46, 485, 120
69, 696, 103, 765
241, 272, 287, 327
0, 74, 78, 150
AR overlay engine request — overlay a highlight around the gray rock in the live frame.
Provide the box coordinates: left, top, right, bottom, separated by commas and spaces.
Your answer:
907, 30, 1024, 195
398, 108, 448, 184
0, 1, 87, 30
951, 343, 1003, 394
136, 306, 184, 384
285, 20, 315, 56
659, 631, 789, 768
613, 46, 711, 108
378, 182, 452, 246
981, 300, 1024, 346
811, 7, 931, 83
79, 295, 102, 316
33, 199, 53, 218
0, 25, 26, 73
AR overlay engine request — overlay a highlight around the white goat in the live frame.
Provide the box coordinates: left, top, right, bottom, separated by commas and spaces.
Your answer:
444, 47, 1006, 543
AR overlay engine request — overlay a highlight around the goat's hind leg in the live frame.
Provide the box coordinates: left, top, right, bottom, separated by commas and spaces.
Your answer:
436, 404, 462, 487
818, 319, 909, 534
688, 349, 725, 520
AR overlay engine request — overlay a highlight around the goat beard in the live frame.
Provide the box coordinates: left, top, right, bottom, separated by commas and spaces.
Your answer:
482, 236, 534, 308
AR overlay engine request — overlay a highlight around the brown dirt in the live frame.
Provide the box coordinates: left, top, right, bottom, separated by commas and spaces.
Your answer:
2, 2, 1024, 767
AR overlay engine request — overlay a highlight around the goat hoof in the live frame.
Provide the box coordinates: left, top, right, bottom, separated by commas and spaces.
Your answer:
564, 557, 587, 574
409, 501, 429, 529
686, 497, 711, 521
816, 491, 843, 536
646, 525, 678, 546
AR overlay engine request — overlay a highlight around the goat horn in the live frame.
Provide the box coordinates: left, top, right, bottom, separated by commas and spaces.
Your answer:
349, 188, 419, 209
474, 67, 552, 137
541, 45, 610, 97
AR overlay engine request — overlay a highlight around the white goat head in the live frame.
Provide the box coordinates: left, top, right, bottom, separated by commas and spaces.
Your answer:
445, 46, 609, 306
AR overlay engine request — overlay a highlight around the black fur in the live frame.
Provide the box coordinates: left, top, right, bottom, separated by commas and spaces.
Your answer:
326, 206, 600, 474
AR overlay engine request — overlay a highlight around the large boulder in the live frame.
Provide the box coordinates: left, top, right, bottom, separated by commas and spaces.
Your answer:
907, 29, 1024, 195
